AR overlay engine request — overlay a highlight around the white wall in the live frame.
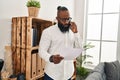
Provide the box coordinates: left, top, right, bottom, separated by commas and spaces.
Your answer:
74, 0, 85, 37
0, 0, 28, 59
39, 0, 75, 21
0, 0, 85, 59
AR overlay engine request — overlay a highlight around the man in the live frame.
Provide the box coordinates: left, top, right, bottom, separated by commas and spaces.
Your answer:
39, 6, 82, 80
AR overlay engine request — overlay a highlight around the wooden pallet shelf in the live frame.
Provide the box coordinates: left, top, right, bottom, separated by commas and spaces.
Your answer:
11, 16, 52, 80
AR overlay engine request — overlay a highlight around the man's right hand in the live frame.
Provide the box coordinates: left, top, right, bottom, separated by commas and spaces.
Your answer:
50, 54, 64, 64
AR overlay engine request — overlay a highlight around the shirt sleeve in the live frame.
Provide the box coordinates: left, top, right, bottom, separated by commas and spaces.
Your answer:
74, 32, 83, 48
39, 29, 52, 62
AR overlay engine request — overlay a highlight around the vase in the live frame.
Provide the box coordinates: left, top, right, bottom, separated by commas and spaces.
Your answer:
28, 7, 40, 17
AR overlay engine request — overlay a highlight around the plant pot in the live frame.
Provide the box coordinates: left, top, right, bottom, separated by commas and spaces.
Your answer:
28, 7, 39, 17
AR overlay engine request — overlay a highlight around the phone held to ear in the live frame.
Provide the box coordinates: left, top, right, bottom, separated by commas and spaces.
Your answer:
68, 21, 71, 27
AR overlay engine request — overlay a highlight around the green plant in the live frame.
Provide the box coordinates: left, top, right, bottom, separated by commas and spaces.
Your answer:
76, 67, 89, 79
26, 0, 41, 8
76, 42, 95, 79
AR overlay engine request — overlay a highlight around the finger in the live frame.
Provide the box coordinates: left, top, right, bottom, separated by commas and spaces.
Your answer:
60, 56, 64, 59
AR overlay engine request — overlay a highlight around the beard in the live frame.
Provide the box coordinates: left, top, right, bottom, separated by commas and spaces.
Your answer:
58, 22, 70, 33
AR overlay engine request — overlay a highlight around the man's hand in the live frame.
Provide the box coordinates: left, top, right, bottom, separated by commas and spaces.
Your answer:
70, 22, 78, 33
50, 54, 64, 64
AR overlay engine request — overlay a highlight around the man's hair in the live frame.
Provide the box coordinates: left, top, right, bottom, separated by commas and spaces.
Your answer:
57, 6, 68, 11
57, 6, 68, 16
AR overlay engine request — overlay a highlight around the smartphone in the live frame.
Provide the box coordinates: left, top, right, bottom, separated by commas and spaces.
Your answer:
68, 21, 71, 27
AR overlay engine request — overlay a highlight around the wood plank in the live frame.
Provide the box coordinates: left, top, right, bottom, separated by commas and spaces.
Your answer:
36, 54, 41, 76
11, 18, 17, 74
21, 17, 27, 48
21, 48, 26, 73
16, 47, 21, 74
41, 59, 45, 75
26, 48, 31, 80
12, 47, 17, 74
4, 46, 13, 75
16, 17, 21, 48
26, 17, 32, 48
11, 18, 17, 47
31, 53, 37, 78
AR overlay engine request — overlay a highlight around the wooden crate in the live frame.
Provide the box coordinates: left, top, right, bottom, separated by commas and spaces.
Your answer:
11, 17, 52, 80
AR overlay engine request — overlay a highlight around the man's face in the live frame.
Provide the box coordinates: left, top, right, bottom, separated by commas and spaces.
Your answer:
57, 11, 71, 27
56, 10, 72, 33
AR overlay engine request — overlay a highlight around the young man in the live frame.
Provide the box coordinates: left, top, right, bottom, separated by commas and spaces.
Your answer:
39, 6, 82, 80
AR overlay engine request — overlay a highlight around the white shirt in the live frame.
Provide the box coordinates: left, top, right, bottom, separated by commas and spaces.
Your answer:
39, 24, 82, 80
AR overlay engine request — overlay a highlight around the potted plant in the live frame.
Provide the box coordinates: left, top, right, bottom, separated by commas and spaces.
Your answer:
26, 0, 41, 17
76, 42, 95, 80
